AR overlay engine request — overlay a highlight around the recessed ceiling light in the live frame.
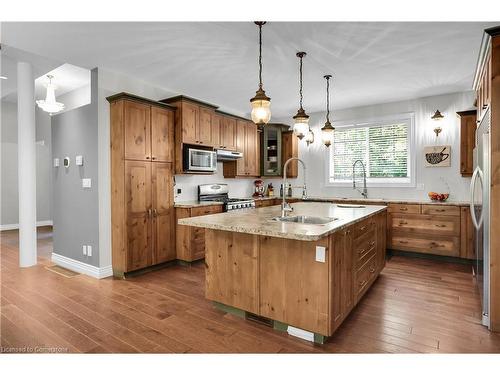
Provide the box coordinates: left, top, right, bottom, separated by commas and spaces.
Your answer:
0, 76, 7, 80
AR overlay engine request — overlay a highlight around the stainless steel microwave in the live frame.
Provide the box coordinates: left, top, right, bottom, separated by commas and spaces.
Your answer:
183, 146, 217, 172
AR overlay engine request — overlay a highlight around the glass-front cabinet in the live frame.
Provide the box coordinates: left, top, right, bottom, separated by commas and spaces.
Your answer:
260, 124, 283, 176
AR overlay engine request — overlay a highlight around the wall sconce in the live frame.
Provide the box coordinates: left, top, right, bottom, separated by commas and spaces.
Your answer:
431, 109, 444, 137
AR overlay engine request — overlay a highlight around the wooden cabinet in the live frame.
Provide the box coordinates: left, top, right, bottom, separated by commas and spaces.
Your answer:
107, 93, 176, 276
175, 204, 224, 262
282, 130, 299, 178
219, 115, 237, 150
387, 203, 462, 258
476, 49, 491, 121
460, 206, 475, 260
223, 120, 260, 177
457, 110, 477, 177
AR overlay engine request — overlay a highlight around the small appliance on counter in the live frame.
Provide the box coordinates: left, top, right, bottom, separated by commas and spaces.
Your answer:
198, 183, 255, 212
267, 183, 274, 197
253, 179, 265, 198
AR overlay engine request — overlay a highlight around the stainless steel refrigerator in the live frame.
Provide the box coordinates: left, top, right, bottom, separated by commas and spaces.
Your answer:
470, 107, 491, 328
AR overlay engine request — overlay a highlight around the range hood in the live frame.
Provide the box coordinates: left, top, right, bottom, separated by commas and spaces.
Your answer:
216, 149, 243, 161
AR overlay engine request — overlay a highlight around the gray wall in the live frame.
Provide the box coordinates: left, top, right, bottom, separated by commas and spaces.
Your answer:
51, 68, 99, 266
1, 99, 52, 226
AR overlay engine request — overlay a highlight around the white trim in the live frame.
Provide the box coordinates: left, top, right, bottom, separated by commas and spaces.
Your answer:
287, 326, 315, 342
51, 253, 113, 279
325, 112, 416, 188
0, 220, 53, 231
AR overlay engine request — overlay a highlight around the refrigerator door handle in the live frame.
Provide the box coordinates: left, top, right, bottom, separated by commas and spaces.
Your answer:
470, 166, 484, 230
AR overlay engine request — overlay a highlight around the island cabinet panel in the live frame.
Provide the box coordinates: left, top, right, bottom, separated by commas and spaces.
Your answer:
205, 230, 259, 314
259, 236, 330, 336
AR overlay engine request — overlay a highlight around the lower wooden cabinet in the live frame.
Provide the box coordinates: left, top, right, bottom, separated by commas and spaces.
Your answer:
387, 203, 472, 259
124, 161, 175, 273
175, 205, 224, 262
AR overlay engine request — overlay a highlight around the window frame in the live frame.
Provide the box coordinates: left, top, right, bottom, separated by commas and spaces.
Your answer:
325, 112, 416, 188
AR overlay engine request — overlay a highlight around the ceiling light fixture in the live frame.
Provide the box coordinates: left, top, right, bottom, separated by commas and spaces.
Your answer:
321, 74, 335, 147
293, 52, 309, 140
36, 75, 65, 115
431, 109, 444, 137
250, 21, 271, 127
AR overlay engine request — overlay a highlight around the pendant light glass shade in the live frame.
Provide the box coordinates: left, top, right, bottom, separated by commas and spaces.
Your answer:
36, 75, 64, 115
250, 21, 271, 126
320, 75, 335, 147
293, 52, 309, 139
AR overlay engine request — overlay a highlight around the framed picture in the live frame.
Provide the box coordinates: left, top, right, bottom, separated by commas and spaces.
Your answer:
424, 145, 451, 167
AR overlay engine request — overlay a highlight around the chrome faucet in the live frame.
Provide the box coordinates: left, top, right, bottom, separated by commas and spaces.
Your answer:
352, 159, 368, 199
282, 157, 307, 218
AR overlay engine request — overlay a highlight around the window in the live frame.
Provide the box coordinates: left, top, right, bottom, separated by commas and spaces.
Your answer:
327, 113, 415, 187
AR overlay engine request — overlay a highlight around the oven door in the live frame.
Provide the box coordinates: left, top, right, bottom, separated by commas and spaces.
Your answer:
185, 148, 217, 172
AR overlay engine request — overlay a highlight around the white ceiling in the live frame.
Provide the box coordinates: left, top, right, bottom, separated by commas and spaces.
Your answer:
1, 22, 496, 118
34, 63, 91, 99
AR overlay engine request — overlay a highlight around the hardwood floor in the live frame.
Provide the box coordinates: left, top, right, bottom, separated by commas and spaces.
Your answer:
1, 228, 500, 353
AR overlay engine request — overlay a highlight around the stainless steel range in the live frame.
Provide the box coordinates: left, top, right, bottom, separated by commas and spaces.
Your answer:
198, 183, 255, 212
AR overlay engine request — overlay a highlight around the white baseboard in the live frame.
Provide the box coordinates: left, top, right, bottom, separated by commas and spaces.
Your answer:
0, 220, 53, 231
51, 253, 113, 279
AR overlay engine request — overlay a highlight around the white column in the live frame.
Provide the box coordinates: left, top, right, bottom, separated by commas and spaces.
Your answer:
17, 61, 37, 267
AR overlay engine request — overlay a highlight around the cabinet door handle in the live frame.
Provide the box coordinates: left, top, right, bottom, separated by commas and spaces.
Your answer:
199, 141, 203, 144
148, 209, 152, 218
435, 224, 446, 228
151, 156, 156, 160
146, 156, 150, 159
400, 207, 408, 211
399, 240, 409, 244
430, 242, 444, 247
435, 209, 445, 212
399, 221, 408, 225
153, 209, 157, 217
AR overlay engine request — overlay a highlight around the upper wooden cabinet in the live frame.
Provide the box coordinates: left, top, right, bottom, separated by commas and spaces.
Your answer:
476, 49, 491, 121
457, 110, 477, 177
223, 120, 260, 177
220, 116, 237, 150
119, 96, 174, 162
282, 130, 299, 178
160, 96, 218, 147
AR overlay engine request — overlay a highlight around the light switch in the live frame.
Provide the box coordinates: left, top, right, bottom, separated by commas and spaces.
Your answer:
87, 245, 92, 257
76, 155, 84, 166
315, 246, 326, 263
82, 245, 87, 255
82, 178, 92, 188
53, 158, 60, 167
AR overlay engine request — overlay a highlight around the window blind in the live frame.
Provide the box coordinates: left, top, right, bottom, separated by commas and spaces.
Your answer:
330, 123, 409, 182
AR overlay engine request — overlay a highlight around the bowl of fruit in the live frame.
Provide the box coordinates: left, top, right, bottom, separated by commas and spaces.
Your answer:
428, 192, 449, 202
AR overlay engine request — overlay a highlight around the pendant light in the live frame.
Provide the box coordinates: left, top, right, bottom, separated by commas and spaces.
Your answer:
293, 52, 309, 140
321, 74, 335, 147
250, 21, 271, 127
36, 75, 65, 115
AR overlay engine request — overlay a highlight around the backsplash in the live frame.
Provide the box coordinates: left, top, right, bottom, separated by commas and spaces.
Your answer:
174, 163, 288, 201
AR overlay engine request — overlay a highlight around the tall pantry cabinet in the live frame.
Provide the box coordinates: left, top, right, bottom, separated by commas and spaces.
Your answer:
107, 93, 176, 276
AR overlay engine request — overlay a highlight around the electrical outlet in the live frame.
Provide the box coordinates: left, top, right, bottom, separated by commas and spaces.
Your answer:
53, 158, 60, 167
177, 188, 182, 194
315, 246, 326, 263
82, 245, 87, 256
87, 245, 92, 257
75, 155, 84, 166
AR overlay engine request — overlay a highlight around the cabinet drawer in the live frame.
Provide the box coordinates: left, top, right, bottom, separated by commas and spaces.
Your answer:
355, 254, 377, 298
388, 203, 420, 214
390, 214, 460, 236
421, 205, 459, 216
390, 234, 460, 257
191, 205, 223, 217
353, 217, 376, 238
354, 229, 376, 268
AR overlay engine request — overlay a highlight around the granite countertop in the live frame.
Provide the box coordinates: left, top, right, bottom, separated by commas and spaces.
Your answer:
178, 201, 387, 241
174, 201, 224, 208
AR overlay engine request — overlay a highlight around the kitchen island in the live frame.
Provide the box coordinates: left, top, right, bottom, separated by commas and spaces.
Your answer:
178, 202, 387, 342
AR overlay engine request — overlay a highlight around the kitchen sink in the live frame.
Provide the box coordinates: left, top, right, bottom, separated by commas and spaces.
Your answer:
337, 204, 366, 208
272, 215, 338, 225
